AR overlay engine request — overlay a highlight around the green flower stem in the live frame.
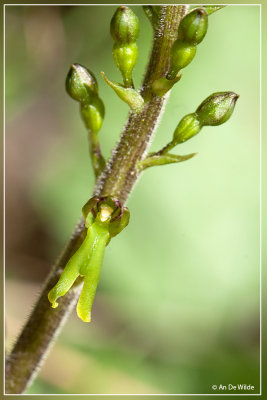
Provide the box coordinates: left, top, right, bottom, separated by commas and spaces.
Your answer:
88, 131, 106, 177
153, 140, 177, 156
5, 6, 188, 394
5, 219, 86, 393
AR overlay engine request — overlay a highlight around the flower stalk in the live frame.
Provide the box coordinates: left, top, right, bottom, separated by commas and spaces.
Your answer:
5, 6, 188, 394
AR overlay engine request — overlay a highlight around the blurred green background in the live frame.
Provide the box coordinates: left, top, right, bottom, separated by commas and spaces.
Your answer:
5, 5, 260, 395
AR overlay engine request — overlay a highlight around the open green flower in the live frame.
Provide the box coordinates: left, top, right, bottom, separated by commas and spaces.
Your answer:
48, 197, 130, 322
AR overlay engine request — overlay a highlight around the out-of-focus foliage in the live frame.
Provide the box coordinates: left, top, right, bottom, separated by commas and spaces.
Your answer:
5, 6, 260, 395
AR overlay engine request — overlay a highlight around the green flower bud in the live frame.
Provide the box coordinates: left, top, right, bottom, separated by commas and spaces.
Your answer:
110, 6, 139, 44
110, 6, 139, 88
80, 96, 105, 133
66, 63, 98, 104
196, 92, 239, 126
112, 42, 138, 87
179, 8, 208, 45
173, 113, 202, 144
168, 40, 196, 79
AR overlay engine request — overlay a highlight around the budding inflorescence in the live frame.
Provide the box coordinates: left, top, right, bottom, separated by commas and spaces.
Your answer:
152, 8, 208, 97
49, 7, 239, 323
102, 6, 144, 113
168, 8, 208, 79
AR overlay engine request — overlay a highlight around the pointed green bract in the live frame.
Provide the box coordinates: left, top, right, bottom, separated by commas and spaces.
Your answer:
138, 152, 196, 171
102, 72, 144, 113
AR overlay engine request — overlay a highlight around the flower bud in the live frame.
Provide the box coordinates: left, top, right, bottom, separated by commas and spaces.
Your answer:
66, 63, 98, 104
112, 42, 138, 87
168, 40, 196, 79
196, 92, 239, 126
110, 6, 139, 44
179, 8, 208, 45
80, 96, 105, 133
173, 113, 202, 144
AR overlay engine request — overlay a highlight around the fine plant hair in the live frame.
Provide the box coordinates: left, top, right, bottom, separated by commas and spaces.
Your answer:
5, 5, 238, 394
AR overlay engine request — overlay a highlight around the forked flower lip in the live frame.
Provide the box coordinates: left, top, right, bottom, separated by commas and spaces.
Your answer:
48, 196, 130, 322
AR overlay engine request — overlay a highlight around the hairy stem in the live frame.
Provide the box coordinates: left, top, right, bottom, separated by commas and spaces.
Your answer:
87, 130, 106, 178
5, 5, 188, 394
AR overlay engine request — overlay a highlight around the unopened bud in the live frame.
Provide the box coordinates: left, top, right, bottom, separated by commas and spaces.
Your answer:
173, 113, 202, 144
110, 6, 139, 44
110, 7, 139, 88
80, 96, 105, 133
112, 42, 138, 87
66, 64, 98, 104
196, 92, 239, 126
168, 40, 196, 79
179, 8, 208, 45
